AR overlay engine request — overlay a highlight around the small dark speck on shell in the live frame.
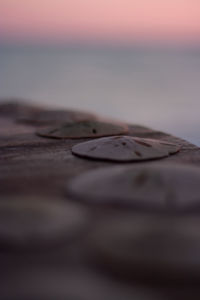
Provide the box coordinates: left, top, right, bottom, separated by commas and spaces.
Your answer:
134, 151, 142, 157
89, 147, 97, 151
135, 171, 149, 186
135, 140, 152, 147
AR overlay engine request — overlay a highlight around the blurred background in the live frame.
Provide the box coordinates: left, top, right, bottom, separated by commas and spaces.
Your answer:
0, 0, 199, 145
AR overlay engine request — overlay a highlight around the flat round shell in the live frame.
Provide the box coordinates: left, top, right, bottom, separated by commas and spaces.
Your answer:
88, 214, 200, 282
37, 121, 128, 139
17, 109, 97, 126
68, 163, 200, 211
0, 197, 88, 249
72, 136, 180, 161
0, 101, 41, 118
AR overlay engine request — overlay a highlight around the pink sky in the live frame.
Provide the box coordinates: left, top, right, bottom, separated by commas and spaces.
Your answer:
0, 0, 200, 43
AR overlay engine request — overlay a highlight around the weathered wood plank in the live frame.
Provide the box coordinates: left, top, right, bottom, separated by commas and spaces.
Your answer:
0, 101, 200, 299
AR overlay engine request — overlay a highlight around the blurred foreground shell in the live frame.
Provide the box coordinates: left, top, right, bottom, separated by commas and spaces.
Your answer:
72, 136, 180, 162
87, 214, 200, 282
37, 120, 128, 139
1, 267, 155, 300
68, 164, 200, 211
0, 101, 41, 118
17, 108, 97, 126
0, 197, 88, 249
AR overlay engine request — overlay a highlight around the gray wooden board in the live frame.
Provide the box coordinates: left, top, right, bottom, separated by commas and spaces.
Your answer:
0, 101, 200, 299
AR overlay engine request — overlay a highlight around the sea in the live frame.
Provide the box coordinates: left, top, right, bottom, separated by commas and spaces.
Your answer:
0, 44, 199, 146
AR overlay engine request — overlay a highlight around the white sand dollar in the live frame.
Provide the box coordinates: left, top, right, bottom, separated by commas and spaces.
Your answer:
0, 197, 88, 249
72, 136, 180, 162
68, 163, 200, 211
37, 121, 128, 139
88, 214, 200, 282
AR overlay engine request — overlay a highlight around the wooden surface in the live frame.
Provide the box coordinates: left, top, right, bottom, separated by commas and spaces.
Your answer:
0, 101, 200, 299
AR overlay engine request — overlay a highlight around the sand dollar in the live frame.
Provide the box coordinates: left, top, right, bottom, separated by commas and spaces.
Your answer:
72, 136, 180, 162
37, 121, 128, 139
88, 214, 200, 282
1, 267, 156, 300
0, 101, 41, 118
68, 163, 200, 211
0, 197, 88, 249
17, 109, 97, 126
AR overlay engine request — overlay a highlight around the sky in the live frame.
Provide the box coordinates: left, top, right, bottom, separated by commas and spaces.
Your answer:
0, 0, 200, 44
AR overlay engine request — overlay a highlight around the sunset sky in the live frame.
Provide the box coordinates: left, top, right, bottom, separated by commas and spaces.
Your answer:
0, 0, 200, 44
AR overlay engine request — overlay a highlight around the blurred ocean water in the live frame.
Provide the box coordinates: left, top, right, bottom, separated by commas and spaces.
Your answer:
0, 45, 199, 145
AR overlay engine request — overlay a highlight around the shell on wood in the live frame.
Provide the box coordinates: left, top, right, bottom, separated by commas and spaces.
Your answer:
0, 101, 41, 118
72, 136, 180, 162
87, 214, 200, 282
37, 121, 128, 139
17, 109, 97, 126
68, 163, 200, 211
2, 265, 154, 300
0, 101, 97, 125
